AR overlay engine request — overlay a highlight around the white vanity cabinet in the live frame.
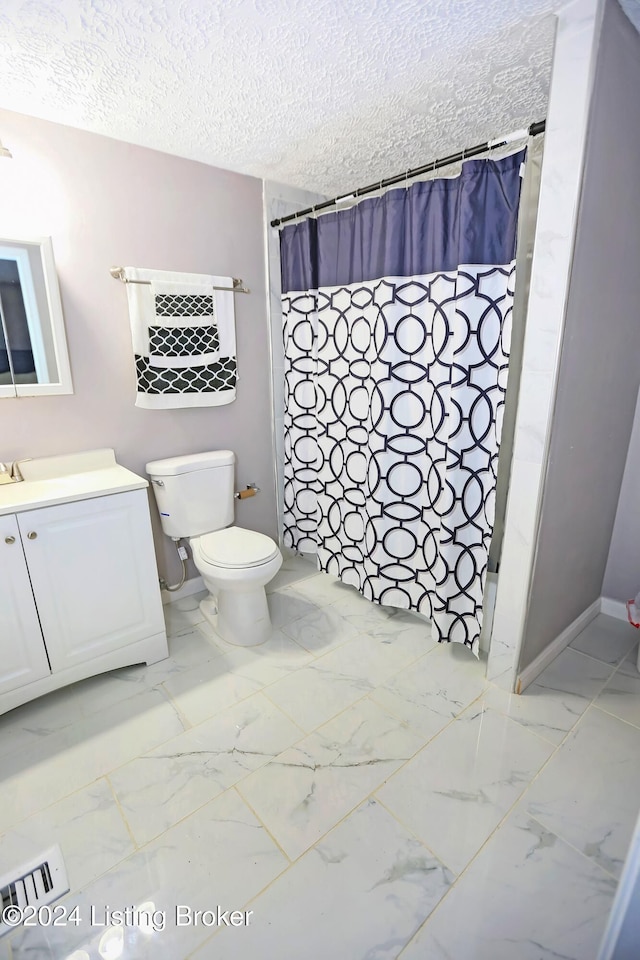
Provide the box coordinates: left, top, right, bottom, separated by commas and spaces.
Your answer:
0, 451, 168, 716
0, 514, 52, 695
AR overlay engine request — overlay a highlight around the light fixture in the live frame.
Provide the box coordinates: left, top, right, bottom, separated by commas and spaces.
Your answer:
98, 927, 124, 960
0, 138, 12, 159
136, 900, 158, 936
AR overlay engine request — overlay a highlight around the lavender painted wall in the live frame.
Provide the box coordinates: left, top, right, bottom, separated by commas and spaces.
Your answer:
0, 108, 275, 583
603, 386, 640, 602
519, 0, 640, 670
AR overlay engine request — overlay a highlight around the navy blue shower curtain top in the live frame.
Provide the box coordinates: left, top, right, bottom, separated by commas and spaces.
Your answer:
279, 150, 526, 654
280, 150, 525, 292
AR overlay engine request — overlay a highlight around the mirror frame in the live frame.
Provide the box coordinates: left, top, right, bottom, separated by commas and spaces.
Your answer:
0, 235, 73, 398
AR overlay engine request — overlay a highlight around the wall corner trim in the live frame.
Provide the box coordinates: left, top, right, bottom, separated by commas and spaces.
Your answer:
516, 598, 601, 692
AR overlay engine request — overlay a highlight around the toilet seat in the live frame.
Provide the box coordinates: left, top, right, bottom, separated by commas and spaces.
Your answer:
197, 526, 279, 569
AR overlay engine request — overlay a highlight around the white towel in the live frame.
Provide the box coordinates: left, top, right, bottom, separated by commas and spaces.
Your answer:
124, 267, 237, 408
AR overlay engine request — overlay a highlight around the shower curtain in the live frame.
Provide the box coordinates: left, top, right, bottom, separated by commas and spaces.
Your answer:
280, 149, 526, 655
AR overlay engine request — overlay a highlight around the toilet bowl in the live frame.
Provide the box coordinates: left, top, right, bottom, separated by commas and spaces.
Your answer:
145, 450, 282, 647
190, 526, 282, 646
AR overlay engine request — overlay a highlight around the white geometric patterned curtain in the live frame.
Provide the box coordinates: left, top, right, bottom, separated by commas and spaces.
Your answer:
280, 152, 525, 655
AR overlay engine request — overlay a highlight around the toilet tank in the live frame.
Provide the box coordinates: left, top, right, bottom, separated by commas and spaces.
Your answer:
146, 450, 235, 540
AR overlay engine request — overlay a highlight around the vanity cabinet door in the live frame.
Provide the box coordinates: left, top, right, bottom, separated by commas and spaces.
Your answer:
0, 514, 51, 694
17, 489, 165, 672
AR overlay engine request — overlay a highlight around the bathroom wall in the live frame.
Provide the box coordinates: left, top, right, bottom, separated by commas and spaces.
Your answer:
518, 0, 640, 671
0, 108, 275, 583
603, 386, 640, 603
487, 0, 604, 689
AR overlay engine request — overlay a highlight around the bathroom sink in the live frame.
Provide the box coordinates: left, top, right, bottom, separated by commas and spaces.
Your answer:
0, 449, 148, 516
17, 449, 118, 482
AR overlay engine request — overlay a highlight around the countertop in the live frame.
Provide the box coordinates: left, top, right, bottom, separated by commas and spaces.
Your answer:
0, 450, 148, 516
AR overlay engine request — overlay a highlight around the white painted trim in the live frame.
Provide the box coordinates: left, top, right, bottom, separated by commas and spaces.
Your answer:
161, 574, 205, 605
262, 181, 281, 550
516, 598, 600, 693
480, 572, 498, 655
600, 596, 629, 621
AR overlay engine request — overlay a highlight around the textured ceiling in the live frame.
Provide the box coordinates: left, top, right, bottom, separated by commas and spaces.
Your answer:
0, 0, 583, 195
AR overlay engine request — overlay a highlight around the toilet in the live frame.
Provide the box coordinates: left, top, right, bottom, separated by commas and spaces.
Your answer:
146, 450, 282, 646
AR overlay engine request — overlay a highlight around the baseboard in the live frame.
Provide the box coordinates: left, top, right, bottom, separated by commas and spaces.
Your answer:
516, 598, 601, 694
161, 575, 205, 605
600, 596, 629, 622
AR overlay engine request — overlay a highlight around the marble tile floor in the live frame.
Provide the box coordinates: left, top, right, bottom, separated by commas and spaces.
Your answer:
1, 559, 639, 959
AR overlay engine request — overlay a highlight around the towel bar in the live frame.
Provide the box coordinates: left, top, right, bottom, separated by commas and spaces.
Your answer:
109, 267, 250, 294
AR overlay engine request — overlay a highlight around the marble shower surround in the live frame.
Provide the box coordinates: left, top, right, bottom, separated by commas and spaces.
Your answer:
487, 0, 605, 690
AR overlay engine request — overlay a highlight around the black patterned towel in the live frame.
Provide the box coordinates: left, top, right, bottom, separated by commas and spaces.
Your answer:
124, 267, 237, 408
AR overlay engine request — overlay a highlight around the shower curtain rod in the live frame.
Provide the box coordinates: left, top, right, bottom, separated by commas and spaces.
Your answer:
270, 119, 546, 228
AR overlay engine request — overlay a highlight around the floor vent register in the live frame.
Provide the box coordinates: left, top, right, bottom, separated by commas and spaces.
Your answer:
0, 845, 69, 938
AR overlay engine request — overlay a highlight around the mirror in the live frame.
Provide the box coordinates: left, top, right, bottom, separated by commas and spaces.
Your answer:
0, 236, 73, 397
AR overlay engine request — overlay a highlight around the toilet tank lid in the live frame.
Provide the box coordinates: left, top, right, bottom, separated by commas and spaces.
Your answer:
146, 450, 235, 476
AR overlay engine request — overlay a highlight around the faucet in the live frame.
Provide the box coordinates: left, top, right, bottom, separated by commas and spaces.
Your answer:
10, 458, 32, 482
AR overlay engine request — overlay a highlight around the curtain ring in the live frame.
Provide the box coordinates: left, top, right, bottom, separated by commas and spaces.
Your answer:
404, 167, 410, 192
